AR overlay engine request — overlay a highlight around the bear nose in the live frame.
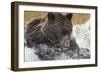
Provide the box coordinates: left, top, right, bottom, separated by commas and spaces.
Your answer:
60, 35, 70, 48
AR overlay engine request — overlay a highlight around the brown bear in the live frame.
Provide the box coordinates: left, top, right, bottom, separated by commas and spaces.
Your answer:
25, 12, 89, 60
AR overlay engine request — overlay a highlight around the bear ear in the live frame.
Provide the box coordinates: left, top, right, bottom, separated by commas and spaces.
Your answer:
66, 13, 73, 20
48, 12, 55, 22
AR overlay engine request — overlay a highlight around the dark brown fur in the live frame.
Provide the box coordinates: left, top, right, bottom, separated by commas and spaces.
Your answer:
25, 13, 73, 48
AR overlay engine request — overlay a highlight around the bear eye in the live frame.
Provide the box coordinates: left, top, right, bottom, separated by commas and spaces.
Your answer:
61, 30, 68, 36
